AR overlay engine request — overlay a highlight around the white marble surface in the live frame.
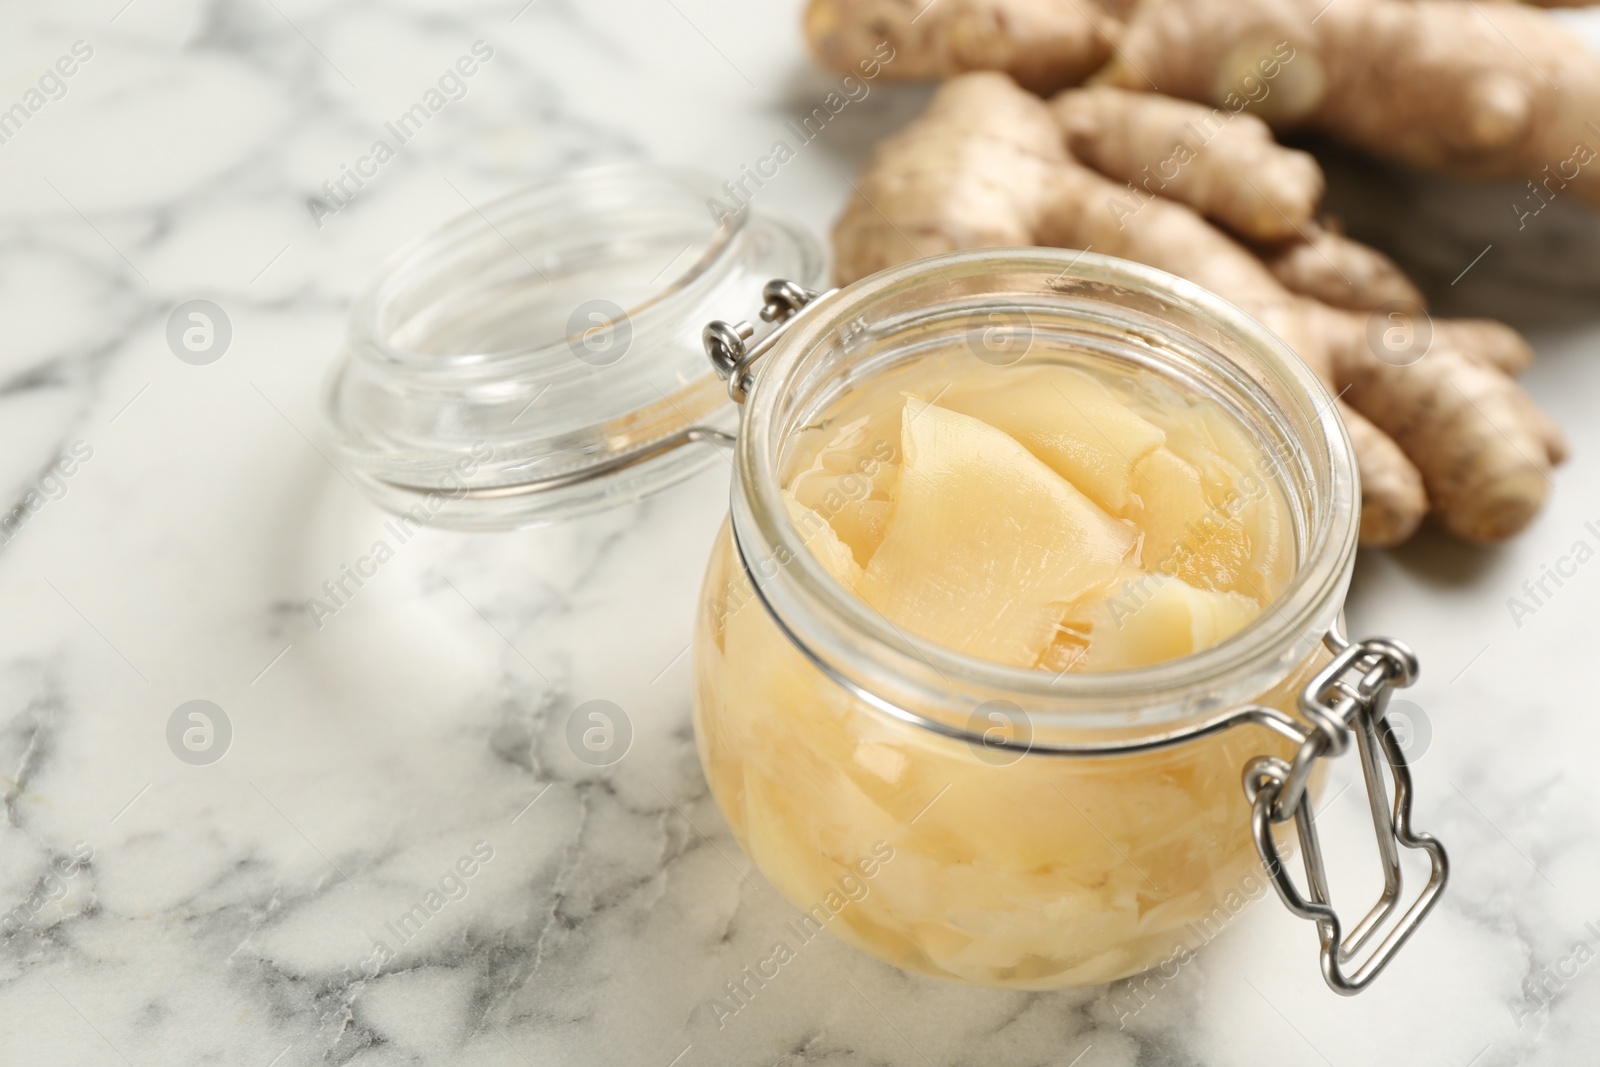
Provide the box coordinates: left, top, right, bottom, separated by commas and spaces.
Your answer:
4, 2, 1600, 1065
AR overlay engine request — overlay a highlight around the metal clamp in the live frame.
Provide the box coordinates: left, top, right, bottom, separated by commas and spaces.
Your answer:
1243, 633, 1449, 994
703, 279, 834, 403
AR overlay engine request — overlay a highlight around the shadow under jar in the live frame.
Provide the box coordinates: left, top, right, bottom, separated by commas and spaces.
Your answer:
692, 250, 1448, 993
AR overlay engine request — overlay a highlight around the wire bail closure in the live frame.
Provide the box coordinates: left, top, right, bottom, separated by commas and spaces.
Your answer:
703, 279, 833, 403
1244, 631, 1449, 994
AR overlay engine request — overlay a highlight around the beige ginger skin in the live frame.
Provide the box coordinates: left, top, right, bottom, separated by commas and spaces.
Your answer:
832, 74, 1566, 544
807, 0, 1600, 207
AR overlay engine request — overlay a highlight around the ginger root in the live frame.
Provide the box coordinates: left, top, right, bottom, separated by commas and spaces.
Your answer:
805, 0, 1600, 207
1101, 0, 1600, 206
1047, 87, 1427, 309
1256, 222, 1425, 311
804, 0, 1128, 94
832, 73, 1566, 544
1051, 84, 1324, 241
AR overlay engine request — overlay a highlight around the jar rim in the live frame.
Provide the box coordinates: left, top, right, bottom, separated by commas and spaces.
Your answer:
730, 248, 1359, 743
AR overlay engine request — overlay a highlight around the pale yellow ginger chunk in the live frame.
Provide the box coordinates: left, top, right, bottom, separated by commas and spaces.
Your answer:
1126, 403, 1293, 599
785, 495, 864, 587
857, 400, 1137, 668
789, 410, 901, 566
1074, 574, 1262, 671
1128, 445, 1253, 594
943, 364, 1167, 513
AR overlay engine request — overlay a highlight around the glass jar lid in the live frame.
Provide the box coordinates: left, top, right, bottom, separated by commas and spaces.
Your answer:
324, 164, 826, 528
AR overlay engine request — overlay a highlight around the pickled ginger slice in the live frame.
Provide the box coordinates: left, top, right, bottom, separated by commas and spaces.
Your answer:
1075, 574, 1261, 671
785, 495, 864, 587
1144, 400, 1293, 599
1127, 446, 1253, 594
789, 410, 902, 566
943, 365, 1166, 513
857, 400, 1137, 668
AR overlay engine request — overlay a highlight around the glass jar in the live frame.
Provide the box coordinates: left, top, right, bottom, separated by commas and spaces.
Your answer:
325, 171, 1448, 997
693, 250, 1447, 994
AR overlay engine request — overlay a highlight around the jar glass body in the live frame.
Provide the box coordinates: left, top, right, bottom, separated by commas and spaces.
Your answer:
690, 250, 1358, 990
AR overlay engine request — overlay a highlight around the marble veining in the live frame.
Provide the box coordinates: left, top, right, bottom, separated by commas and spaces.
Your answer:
3, 1, 1600, 1064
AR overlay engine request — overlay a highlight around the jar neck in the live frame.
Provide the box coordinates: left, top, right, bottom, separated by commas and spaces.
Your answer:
730, 249, 1359, 748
